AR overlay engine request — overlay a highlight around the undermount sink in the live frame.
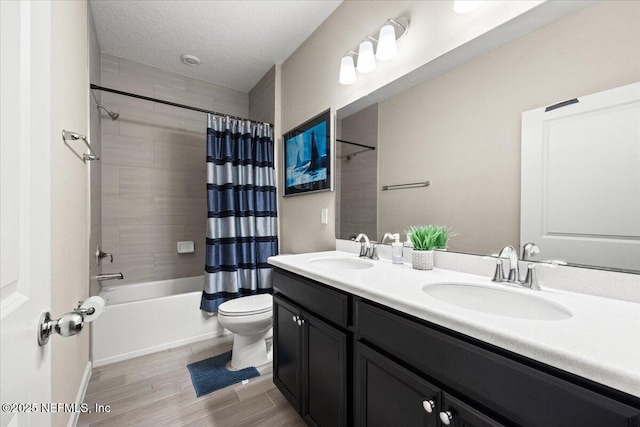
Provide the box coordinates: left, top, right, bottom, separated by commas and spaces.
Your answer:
308, 256, 374, 270
422, 283, 572, 321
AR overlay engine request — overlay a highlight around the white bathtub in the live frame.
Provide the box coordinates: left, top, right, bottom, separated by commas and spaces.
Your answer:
92, 276, 223, 367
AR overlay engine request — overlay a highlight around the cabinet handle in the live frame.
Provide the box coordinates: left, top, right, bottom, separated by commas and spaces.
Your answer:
292, 315, 298, 323
439, 411, 453, 425
422, 399, 436, 413
297, 318, 305, 326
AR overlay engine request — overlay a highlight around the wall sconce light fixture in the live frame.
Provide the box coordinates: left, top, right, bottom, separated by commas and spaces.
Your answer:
339, 17, 409, 85
357, 37, 377, 73
339, 51, 358, 85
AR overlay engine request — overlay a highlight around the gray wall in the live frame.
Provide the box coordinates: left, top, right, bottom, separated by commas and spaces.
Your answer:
249, 66, 276, 124
51, 2, 90, 425
278, 1, 544, 254
100, 54, 249, 285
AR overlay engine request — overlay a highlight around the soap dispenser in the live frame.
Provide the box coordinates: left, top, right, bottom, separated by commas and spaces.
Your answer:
391, 233, 403, 264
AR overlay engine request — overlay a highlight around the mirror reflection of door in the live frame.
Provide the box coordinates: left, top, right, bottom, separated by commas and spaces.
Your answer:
521, 83, 640, 272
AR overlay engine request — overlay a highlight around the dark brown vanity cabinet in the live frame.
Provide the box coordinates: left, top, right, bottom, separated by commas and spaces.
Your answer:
355, 341, 505, 427
273, 269, 349, 427
355, 299, 640, 427
355, 341, 442, 427
272, 268, 640, 427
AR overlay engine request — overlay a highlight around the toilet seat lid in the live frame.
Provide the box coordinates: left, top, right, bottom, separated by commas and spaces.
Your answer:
218, 294, 273, 316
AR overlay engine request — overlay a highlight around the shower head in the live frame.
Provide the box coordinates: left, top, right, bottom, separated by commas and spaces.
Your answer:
97, 104, 119, 120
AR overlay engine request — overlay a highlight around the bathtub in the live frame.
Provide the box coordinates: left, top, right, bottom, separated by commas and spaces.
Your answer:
92, 276, 223, 367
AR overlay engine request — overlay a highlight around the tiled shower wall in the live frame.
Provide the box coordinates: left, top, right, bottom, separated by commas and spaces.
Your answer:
338, 104, 378, 241
100, 54, 249, 285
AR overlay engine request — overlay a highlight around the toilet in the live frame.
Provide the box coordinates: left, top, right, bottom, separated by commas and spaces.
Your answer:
217, 294, 273, 370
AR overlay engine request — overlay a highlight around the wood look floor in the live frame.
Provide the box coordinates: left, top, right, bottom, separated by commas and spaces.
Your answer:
78, 335, 305, 427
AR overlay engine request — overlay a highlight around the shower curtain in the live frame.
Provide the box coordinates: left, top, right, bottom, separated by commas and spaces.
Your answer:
200, 115, 278, 313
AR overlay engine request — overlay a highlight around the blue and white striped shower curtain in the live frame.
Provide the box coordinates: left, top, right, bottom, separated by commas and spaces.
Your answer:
199, 115, 278, 313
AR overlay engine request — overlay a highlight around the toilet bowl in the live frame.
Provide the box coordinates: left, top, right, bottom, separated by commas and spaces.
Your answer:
217, 294, 273, 370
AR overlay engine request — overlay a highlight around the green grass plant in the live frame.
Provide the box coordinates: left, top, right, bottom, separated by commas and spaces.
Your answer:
407, 225, 454, 251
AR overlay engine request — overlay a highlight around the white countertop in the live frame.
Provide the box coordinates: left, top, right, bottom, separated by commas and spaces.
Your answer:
268, 250, 640, 397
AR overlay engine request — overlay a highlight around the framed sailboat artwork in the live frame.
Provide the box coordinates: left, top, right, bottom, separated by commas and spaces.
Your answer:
283, 109, 332, 196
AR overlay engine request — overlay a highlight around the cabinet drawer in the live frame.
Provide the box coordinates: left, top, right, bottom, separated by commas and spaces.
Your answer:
355, 299, 640, 427
273, 268, 349, 328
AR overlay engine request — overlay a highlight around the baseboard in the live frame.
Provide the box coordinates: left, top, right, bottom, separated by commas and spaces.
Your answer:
68, 361, 92, 427
92, 331, 220, 368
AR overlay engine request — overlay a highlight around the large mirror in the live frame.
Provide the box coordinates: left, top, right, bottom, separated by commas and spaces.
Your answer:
335, 1, 640, 273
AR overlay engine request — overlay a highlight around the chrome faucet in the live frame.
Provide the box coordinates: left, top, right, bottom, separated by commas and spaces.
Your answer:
521, 242, 540, 261
491, 244, 565, 290
97, 272, 124, 281
354, 233, 379, 260
495, 245, 520, 283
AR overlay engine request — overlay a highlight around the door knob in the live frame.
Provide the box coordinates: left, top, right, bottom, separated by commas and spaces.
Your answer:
38, 297, 105, 346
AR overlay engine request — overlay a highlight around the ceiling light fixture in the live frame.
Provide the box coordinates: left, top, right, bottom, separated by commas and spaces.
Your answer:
180, 54, 201, 66
339, 17, 409, 85
453, 1, 483, 14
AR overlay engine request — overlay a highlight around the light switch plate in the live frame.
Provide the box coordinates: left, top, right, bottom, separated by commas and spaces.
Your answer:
321, 208, 328, 224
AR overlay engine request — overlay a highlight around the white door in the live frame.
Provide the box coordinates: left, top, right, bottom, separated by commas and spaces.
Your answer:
521, 82, 640, 271
1, 2, 53, 426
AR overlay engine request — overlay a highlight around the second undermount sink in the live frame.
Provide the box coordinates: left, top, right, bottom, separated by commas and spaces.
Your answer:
422, 283, 572, 321
308, 256, 374, 270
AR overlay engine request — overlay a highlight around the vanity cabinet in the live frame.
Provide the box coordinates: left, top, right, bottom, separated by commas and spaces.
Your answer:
272, 267, 640, 427
273, 269, 349, 427
355, 341, 505, 427
355, 299, 640, 427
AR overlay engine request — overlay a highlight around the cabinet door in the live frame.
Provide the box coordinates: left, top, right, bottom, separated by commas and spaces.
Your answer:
302, 311, 348, 427
439, 393, 505, 427
355, 342, 440, 427
273, 295, 302, 412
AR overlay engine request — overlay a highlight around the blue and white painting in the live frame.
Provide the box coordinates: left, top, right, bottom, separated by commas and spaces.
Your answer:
285, 121, 328, 187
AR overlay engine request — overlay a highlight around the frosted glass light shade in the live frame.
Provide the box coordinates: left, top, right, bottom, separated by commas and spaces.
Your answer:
376, 24, 397, 61
339, 55, 356, 85
356, 40, 376, 73
453, 1, 482, 14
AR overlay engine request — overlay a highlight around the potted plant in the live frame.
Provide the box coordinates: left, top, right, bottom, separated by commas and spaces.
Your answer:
406, 225, 454, 270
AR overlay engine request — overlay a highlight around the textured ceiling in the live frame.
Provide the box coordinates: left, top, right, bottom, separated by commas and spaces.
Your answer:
90, 0, 342, 92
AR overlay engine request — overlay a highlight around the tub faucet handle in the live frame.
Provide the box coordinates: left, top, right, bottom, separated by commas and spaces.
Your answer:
96, 245, 114, 266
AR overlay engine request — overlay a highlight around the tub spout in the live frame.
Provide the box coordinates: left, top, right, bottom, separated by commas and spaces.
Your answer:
97, 272, 124, 281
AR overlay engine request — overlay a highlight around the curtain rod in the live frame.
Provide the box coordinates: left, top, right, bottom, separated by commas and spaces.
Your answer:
89, 84, 273, 127
336, 138, 376, 150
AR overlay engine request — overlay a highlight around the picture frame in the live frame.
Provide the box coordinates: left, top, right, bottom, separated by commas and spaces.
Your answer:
283, 109, 332, 196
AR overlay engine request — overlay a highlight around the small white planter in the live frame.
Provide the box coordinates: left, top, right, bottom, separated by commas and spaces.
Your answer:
412, 250, 434, 270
